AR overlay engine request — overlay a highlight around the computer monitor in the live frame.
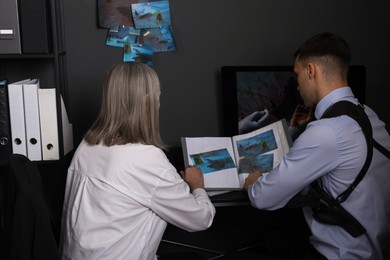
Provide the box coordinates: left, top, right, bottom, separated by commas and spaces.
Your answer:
221, 65, 366, 136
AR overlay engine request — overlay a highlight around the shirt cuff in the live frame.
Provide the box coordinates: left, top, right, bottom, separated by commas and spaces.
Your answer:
192, 188, 208, 197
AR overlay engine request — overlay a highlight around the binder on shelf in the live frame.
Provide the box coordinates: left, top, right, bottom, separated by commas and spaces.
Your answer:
7, 79, 31, 156
0, 79, 12, 164
19, 0, 52, 53
38, 88, 59, 160
60, 95, 73, 155
23, 79, 42, 161
0, 0, 22, 54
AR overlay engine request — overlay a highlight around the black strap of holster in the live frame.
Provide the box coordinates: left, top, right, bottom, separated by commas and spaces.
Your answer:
288, 101, 390, 237
321, 101, 373, 203
321, 101, 390, 201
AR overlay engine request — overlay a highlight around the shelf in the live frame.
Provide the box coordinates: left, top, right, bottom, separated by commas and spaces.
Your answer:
0, 0, 70, 162
0, 51, 66, 59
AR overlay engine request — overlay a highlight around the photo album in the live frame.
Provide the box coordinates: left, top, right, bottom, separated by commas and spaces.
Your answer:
181, 119, 292, 191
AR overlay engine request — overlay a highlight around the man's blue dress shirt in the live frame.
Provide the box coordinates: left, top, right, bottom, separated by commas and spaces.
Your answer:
248, 87, 390, 259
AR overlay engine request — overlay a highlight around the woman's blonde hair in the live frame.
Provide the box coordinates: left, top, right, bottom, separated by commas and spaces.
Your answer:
84, 62, 166, 149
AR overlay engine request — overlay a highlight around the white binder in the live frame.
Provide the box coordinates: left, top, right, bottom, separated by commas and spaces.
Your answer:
60, 95, 73, 155
7, 78, 31, 155
38, 88, 59, 160
23, 79, 42, 161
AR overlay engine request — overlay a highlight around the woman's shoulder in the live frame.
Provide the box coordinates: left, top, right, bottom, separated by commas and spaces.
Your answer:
115, 143, 169, 164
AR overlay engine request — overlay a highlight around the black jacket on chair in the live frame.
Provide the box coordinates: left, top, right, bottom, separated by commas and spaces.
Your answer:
3, 154, 59, 260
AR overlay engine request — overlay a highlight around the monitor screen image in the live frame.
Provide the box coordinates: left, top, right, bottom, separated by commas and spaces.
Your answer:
221, 65, 366, 137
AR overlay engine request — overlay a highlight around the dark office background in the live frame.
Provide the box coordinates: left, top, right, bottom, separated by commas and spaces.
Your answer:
1, 1, 389, 257
64, 0, 390, 149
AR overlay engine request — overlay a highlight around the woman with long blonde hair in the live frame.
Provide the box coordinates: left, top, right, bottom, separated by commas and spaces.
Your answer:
60, 62, 215, 260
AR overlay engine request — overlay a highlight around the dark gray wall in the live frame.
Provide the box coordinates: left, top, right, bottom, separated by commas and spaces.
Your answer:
64, 0, 390, 147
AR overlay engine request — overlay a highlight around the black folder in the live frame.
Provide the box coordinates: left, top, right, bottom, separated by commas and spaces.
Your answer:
0, 80, 12, 164
19, 0, 52, 54
0, 0, 22, 54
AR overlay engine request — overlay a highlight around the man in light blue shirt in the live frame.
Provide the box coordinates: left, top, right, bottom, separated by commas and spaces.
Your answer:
244, 32, 390, 259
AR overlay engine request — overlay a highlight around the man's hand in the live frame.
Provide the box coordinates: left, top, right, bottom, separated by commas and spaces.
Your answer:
180, 165, 205, 192
289, 104, 312, 128
244, 170, 263, 191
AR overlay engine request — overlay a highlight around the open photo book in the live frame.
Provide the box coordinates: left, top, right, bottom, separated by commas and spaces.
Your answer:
181, 119, 292, 191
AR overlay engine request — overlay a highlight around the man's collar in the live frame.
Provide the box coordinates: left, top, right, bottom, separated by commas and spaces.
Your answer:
314, 87, 356, 119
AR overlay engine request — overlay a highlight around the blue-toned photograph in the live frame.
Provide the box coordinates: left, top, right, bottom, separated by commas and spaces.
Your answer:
132, 1, 171, 29
236, 129, 278, 157
235, 130, 278, 174
190, 148, 236, 174
98, 0, 136, 28
238, 153, 274, 174
123, 43, 153, 67
106, 25, 140, 47
141, 26, 176, 52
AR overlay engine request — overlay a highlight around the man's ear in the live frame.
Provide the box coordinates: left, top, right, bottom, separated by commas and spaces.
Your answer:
307, 63, 316, 79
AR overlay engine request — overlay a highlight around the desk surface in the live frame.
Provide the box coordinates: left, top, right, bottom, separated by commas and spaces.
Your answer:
210, 190, 250, 207
158, 205, 309, 259
162, 148, 309, 258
